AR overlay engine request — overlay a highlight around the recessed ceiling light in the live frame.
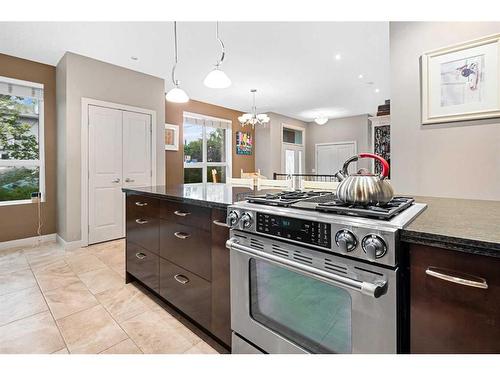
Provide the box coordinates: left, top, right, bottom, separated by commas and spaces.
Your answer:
374, 88, 380, 93
358, 74, 364, 79
335, 54, 341, 61
314, 117, 328, 125
130, 56, 138, 61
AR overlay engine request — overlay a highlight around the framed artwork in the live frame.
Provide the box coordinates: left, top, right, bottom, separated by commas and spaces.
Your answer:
236, 131, 253, 155
421, 33, 500, 124
164, 123, 179, 151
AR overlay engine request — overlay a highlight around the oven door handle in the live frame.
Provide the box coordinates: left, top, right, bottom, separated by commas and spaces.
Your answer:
226, 238, 387, 298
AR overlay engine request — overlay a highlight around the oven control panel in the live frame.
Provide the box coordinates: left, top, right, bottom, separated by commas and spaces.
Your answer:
256, 213, 331, 248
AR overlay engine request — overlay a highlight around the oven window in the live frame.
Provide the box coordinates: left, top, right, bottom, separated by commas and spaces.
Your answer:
249, 259, 352, 353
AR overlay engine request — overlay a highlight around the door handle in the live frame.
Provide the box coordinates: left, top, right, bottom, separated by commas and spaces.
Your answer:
174, 210, 190, 217
111, 178, 121, 183
213, 219, 230, 228
135, 252, 146, 260
425, 267, 488, 289
174, 231, 191, 240
174, 274, 190, 284
135, 219, 149, 225
125, 178, 135, 183
135, 202, 148, 207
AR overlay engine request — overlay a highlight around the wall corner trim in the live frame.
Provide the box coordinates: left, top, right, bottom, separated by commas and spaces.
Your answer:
56, 234, 84, 251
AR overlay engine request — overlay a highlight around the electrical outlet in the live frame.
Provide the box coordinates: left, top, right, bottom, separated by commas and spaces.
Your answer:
31, 192, 42, 203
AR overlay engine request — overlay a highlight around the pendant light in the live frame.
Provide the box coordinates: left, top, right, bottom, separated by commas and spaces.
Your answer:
166, 21, 189, 103
238, 89, 269, 129
203, 22, 231, 89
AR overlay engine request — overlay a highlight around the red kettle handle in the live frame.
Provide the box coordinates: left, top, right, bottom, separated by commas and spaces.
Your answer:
359, 153, 390, 179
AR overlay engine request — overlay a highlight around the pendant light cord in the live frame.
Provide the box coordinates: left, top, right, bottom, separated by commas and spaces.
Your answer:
171, 21, 179, 86
216, 21, 226, 67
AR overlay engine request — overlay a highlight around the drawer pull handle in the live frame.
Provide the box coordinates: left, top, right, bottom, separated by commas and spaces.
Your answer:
174, 231, 191, 240
135, 252, 147, 260
174, 210, 190, 217
135, 202, 148, 207
135, 219, 149, 225
213, 219, 230, 228
174, 274, 190, 284
425, 267, 488, 289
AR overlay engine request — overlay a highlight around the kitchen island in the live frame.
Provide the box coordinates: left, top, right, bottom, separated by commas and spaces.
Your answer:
122, 184, 500, 353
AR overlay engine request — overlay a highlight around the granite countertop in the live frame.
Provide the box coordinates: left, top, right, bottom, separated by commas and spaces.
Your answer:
122, 183, 271, 209
402, 196, 500, 257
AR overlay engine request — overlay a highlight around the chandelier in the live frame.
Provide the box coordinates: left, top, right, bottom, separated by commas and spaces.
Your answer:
238, 89, 270, 128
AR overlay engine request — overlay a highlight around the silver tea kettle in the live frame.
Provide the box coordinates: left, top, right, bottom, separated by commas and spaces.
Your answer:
334, 153, 394, 206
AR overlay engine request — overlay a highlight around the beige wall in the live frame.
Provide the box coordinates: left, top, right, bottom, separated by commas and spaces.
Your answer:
255, 112, 307, 178
305, 114, 371, 173
0, 54, 57, 242
390, 22, 500, 200
56, 52, 165, 242
165, 99, 255, 186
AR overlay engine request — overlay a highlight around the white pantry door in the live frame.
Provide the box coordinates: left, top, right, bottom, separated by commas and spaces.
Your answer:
88, 105, 124, 244
122, 111, 152, 188
316, 142, 357, 175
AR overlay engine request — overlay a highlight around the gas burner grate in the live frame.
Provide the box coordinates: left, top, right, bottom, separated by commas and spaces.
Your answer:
315, 196, 415, 220
247, 190, 334, 207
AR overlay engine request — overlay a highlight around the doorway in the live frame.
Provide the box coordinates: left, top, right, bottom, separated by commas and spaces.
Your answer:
281, 124, 305, 175
81, 99, 157, 246
315, 141, 357, 175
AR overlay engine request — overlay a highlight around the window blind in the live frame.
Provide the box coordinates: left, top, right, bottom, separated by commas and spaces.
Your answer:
183, 114, 231, 129
0, 77, 44, 99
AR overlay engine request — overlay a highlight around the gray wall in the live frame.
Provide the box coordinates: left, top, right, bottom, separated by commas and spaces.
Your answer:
56, 52, 165, 242
305, 114, 371, 173
390, 22, 500, 200
255, 112, 307, 178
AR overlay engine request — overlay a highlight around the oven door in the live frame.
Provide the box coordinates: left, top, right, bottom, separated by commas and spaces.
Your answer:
228, 236, 398, 354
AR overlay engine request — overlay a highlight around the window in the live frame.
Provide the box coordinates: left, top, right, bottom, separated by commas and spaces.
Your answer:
183, 113, 231, 184
282, 127, 303, 145
0, 76, 44, 205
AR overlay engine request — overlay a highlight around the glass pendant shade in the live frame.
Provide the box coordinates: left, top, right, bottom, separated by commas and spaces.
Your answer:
204, 67, 231, 88
165, 86, 189, 103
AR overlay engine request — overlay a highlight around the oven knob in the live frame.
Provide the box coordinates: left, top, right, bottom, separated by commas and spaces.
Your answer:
362, 235, 387, 261
227, 211, 240, 227
335, 230, 357, 253
240, 212, 253, 229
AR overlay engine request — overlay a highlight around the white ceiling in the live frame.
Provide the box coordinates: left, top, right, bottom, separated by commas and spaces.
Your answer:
0, 22, 389, 121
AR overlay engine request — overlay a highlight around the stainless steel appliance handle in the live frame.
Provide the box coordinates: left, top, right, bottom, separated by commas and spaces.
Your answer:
425, 267, 488, 289
174, 231, 191, 240
135, 219, 149, 225
226, 238, 387, 298
213, 219, 230, 228
174, 210, 190, 217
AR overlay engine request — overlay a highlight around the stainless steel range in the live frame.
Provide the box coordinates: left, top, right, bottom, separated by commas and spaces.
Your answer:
226, 191, 426, 354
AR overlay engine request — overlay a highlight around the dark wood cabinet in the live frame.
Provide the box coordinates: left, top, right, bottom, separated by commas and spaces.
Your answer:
210, 208, 231, 346
126, 242, 159, 293
125, 193, 230, 349
159, 258, 211, 329
410, 244, 500, 353
160, 221, 211, 281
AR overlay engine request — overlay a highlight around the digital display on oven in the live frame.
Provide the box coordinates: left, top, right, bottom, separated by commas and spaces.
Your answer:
256, 213, 331, 248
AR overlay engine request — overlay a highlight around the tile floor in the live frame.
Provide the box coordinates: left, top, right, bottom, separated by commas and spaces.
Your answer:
0, 239, 220, 354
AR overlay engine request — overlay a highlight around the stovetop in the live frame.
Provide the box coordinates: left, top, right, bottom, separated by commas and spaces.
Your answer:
246, 190, 416, 220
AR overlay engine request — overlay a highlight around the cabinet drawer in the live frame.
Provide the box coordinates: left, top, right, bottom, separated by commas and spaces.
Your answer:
160, 221, 211, 281
126, 215, 159, 255
160, 200, 211, 231
410, 244, 500, 353
127, 194, 160, 219
126, 242, 159, 293
159, 258, 211, 330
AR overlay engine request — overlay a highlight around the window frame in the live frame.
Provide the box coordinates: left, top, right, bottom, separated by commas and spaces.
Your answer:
183, 112, 232, 184
0, 76, 45, 206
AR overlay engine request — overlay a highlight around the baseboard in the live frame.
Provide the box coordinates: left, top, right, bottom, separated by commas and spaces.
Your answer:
56, 235, 84, 251
0, 233, 57, 252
